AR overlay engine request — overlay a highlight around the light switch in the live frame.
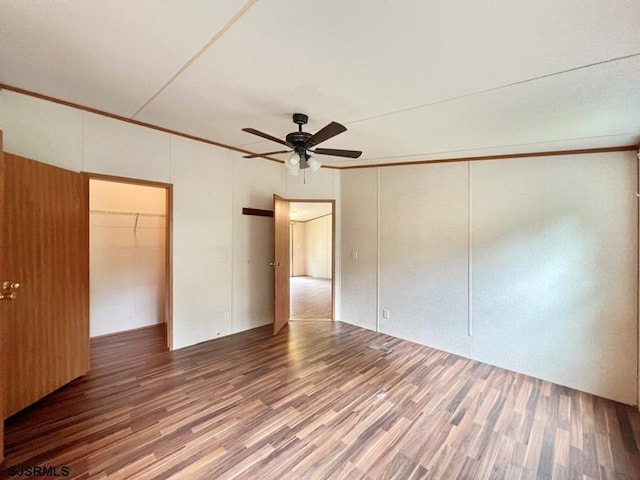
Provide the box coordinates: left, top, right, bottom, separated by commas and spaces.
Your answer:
351, 250, 358, 261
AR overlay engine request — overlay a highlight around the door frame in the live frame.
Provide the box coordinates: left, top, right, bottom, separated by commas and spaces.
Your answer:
83, 172, 174, 350
287, 198, 336, 321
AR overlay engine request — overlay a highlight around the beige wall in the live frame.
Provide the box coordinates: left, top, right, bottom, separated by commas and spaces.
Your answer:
0, 90, 340, 348
291, 222, 306, 276
341, 169, 378, 331
341, 153, 638, 405
90, 179, 166, 337
305, 215, 332, 279
291, 215, 332, 279
380, 162, 471, 354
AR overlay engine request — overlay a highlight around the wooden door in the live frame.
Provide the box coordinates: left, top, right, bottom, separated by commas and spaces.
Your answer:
273, 195, 290, 335
1, 153, 90, 419
0, 132, 4, 463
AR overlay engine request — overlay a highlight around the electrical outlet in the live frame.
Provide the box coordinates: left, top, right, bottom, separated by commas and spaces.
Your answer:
382, 309, 390, 319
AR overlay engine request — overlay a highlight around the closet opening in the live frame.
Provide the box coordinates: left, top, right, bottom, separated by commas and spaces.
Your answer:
289, 201, 334, 321
88, 175, 173, 349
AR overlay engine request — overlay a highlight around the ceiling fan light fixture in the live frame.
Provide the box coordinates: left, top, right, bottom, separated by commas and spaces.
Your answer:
287, 164, 300, 176
286, 152, 300, 168
307, 156, 322, 172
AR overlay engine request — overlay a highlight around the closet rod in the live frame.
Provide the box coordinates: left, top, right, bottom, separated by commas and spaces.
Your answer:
89, 209, 166, 218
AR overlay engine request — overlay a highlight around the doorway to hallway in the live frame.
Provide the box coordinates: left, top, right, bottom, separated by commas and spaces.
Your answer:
289, 201, 334, 321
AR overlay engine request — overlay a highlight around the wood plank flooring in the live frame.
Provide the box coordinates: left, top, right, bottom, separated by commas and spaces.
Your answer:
290, 276, 332, 320
2, 322, 640, 479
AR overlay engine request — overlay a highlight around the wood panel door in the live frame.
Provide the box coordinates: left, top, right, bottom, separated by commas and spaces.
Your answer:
0, 133, 4, 463
1, 153, 90, 418
273, 195, 290, 335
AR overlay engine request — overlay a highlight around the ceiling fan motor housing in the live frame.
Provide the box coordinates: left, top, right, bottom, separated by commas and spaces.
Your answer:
286, 131, 312, 147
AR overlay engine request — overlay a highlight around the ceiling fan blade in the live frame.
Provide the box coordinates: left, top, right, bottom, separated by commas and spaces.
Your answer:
305, 122, 347, 147
243, 150, 291, 158
313, 148, 363, 158
241, 128, 290, 147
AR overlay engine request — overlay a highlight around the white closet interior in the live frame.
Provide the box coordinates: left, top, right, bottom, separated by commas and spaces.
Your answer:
89, 179, 167, 337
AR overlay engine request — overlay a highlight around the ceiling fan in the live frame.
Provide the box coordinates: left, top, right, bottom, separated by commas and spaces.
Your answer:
241, 113, 362, 175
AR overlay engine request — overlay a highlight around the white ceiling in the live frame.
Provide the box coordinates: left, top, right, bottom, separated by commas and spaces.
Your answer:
290, 202, 332, 223
1, 0, 639, 168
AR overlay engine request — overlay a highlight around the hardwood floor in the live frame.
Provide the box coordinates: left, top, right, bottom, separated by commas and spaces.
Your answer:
290, 276, 332, 320
2, 322, 640, 479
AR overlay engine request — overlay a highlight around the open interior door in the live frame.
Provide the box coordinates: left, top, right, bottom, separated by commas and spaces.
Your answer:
0, 132, 5, 462
272, 194, 290, 335
1, 151, 90, 419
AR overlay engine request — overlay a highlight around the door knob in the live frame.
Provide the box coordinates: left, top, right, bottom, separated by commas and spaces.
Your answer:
1, 280, 20, 301
270, 261, 280, 267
